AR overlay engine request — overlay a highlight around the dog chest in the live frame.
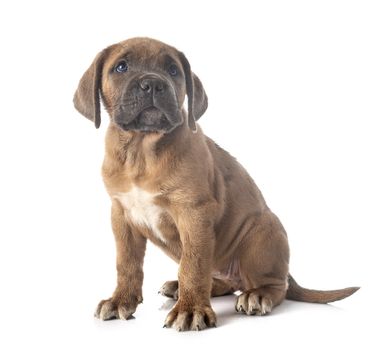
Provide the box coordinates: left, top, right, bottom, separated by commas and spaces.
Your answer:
114, 186, 166, 242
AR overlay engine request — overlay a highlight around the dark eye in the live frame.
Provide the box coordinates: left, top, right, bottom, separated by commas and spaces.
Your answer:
115, 61, 128, 73
168, 64, 178, 76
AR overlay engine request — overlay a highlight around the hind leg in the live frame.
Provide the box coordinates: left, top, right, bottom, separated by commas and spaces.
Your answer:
236, 211, 290, 316
159, 277, 237, 300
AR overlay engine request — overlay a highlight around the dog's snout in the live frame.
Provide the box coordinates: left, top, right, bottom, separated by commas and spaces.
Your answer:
140, 80, 151, 92
139, 75, 166, 94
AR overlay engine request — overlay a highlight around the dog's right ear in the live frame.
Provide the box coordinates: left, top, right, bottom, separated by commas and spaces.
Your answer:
73, 50, 107, 128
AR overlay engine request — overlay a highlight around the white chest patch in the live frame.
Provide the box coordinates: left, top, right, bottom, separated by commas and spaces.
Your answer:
114, 186, 165, 242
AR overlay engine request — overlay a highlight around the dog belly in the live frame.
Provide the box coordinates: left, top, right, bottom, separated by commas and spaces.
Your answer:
213, 258, 242, 285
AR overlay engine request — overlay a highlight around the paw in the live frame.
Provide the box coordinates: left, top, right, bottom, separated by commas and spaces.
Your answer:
235, 290, 273, 316
164, 302, 217, 331
94, 296, 140, 321
159, 280, 179, 300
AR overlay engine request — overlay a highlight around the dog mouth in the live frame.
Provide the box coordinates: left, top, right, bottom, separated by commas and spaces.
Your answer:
118, 107, 172, 133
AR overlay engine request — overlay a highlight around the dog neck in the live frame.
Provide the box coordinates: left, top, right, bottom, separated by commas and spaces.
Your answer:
103, 117, 194, 185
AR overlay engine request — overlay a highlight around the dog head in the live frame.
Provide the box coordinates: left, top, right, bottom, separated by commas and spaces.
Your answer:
73, 37, 208, 133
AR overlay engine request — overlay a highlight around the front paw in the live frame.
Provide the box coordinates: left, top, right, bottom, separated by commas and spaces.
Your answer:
164, 300, 217, 331
94, 295, 141, 321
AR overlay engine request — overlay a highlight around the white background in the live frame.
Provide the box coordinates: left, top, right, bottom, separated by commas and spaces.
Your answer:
0, 0, 381, 349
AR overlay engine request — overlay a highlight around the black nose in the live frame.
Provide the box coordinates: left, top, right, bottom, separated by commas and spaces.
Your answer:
139, 75, 165, 94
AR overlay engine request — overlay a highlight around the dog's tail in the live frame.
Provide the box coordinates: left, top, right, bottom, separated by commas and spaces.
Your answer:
286, 274, 360, 303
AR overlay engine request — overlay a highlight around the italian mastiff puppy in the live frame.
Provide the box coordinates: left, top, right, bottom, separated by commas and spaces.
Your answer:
73, 37, 359, 331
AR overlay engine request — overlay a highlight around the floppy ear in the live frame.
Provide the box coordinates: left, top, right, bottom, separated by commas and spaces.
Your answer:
178, 52, 208, 133
73, 50, 107, 128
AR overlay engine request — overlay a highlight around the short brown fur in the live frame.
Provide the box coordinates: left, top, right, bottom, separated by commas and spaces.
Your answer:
74, 37, 359, 331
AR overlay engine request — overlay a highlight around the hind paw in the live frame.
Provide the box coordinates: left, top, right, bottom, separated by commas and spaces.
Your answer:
159, 280, 179, 300
235, 290, 273, 316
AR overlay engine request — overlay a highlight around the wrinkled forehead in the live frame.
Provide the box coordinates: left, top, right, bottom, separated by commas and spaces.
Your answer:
104, 38, 181, 72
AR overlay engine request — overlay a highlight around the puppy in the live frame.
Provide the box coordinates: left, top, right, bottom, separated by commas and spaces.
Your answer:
73, 37, 359, 331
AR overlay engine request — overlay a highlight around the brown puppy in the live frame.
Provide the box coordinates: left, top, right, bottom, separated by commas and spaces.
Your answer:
73, 37, 359, 331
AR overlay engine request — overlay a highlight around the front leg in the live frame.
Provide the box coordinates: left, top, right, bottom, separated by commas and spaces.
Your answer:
164, 202, 217, 331
95, 200, 147, 320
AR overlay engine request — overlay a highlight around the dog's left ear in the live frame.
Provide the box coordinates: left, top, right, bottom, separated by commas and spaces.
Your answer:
178, 52, 208, 133
73, 50, 108, 129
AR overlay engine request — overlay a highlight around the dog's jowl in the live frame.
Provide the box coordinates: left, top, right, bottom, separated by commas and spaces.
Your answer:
74, 37, 359, 331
